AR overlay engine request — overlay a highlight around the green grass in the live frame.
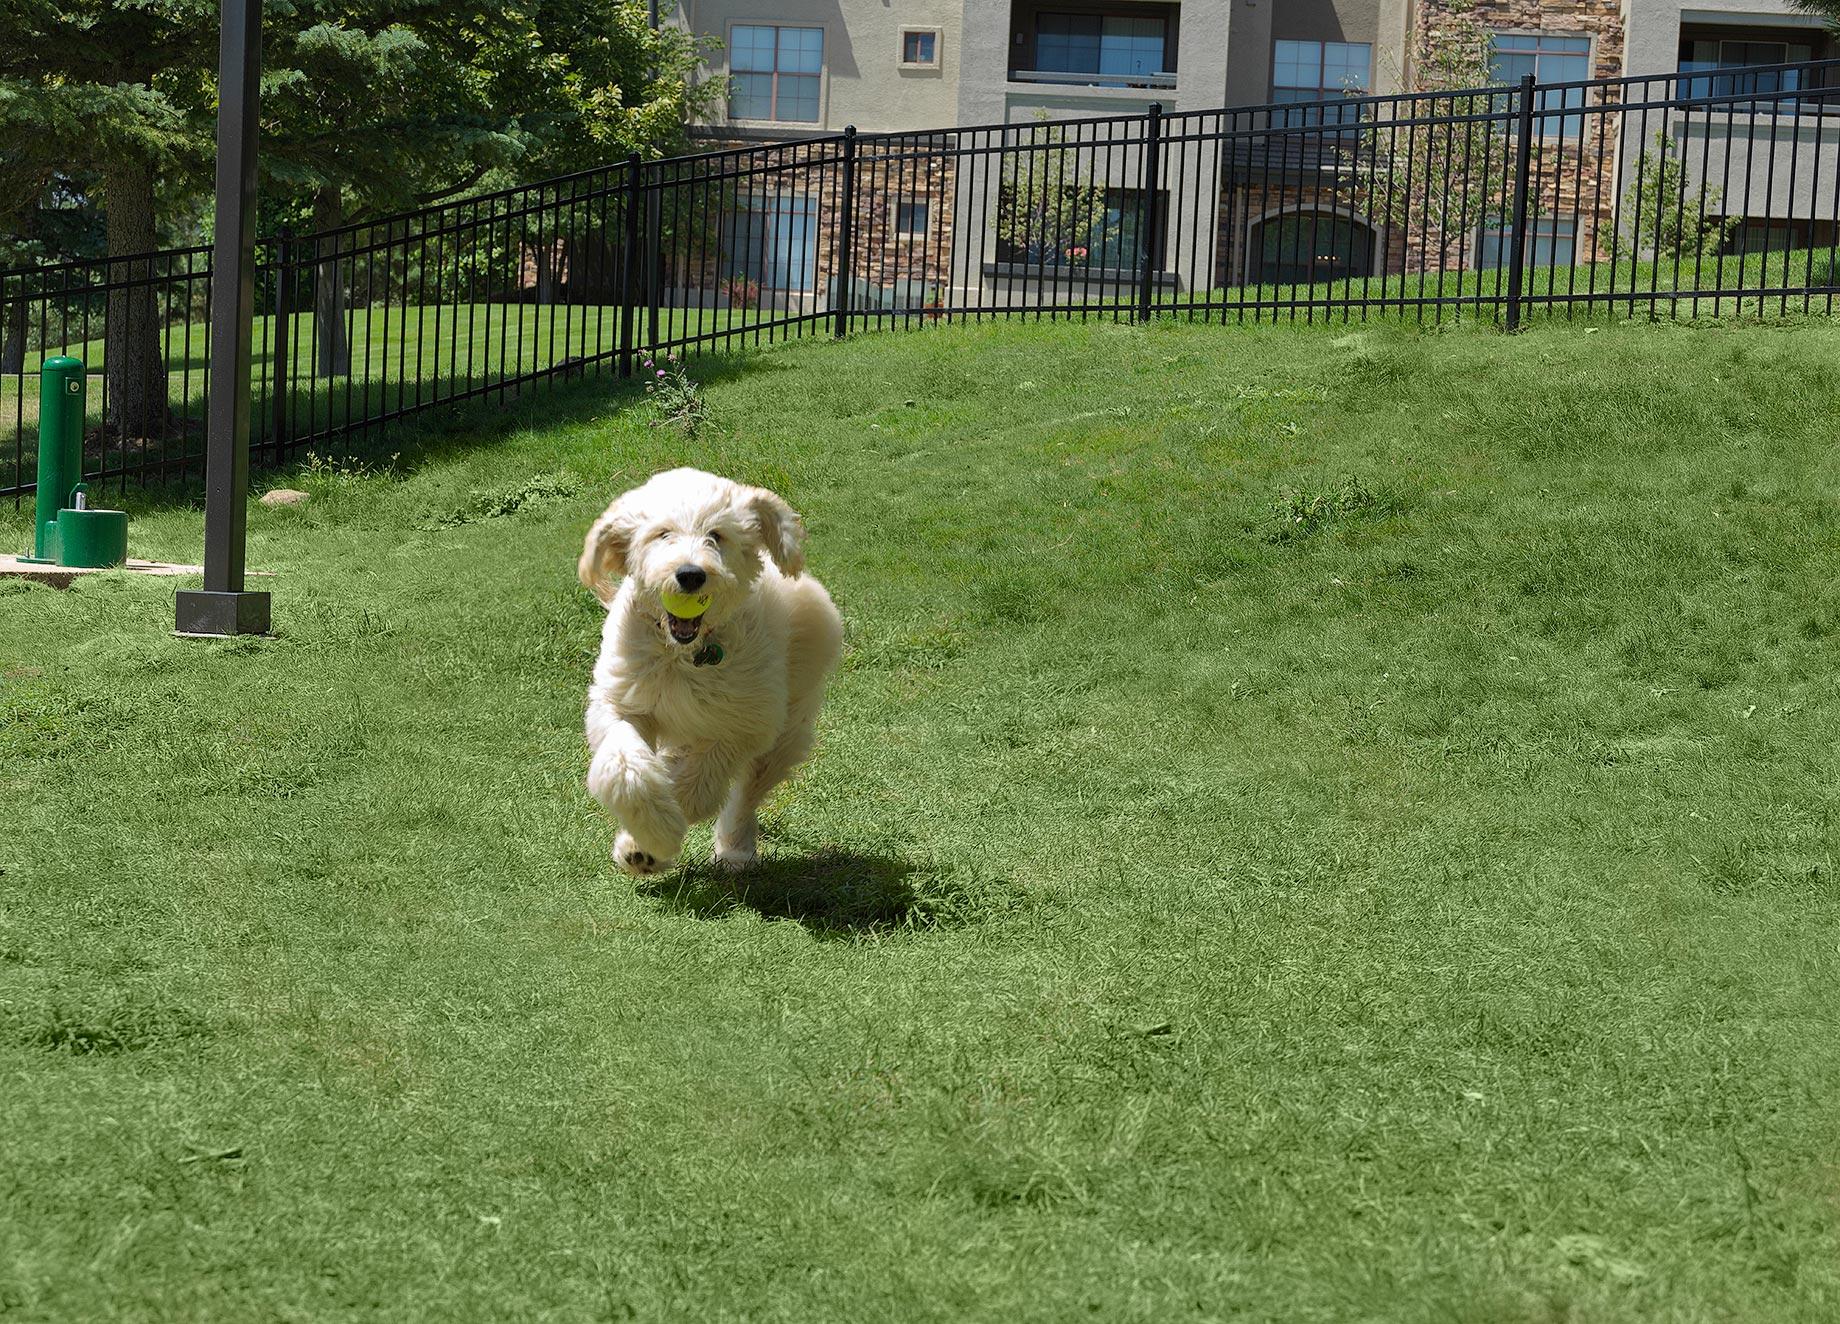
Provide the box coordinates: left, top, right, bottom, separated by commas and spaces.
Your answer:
1164, 245, 1840, 321
1, 304, 761, 435
4, 316, 1839, 1321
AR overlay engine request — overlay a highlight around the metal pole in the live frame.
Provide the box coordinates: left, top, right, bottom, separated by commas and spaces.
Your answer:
1136, 103, 1164, 323
270, 225, 292, 458
835, 126, 858, 339
1504, 73, 1537, 333
619, 153, 642, 379
177, 0, 270, 635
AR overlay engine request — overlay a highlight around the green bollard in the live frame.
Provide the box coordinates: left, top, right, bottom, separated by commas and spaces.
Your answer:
23, 356, 87, 565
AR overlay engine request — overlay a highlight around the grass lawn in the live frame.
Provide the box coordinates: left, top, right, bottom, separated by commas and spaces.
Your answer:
3, 316, 1839, 1321
2, 304, 758, 454
1162, 245, 1840, 323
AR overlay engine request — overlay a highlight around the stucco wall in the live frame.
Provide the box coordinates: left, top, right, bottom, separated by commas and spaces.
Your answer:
1624, 0, 1825, 79
674, 0, 963, 134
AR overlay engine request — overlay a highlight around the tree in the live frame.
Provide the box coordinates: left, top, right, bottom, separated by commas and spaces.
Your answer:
0, 120, 57, 373
1613, 131, 1737, 262
261, 14, 520, 376
996, 118, 1115, 269
431, 0, 715, 180
0, 0, 715, 391
259, 1, 716, 375
0, 0, 216, 435
1366, 0, 1518, 270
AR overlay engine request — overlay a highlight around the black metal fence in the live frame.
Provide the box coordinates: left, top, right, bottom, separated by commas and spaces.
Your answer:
7, 58, 1840, 503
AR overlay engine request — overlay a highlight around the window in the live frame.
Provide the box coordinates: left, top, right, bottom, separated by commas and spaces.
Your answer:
1679, 39, 1812, 103
1251, 211, 1375, 285
901, 28, 939, 68
1477, 215, 1578, 269
1033, 13, 1170, 86
896, 200, 930, 237
1735, 219, 1795, 254
730, 25, 823, 122
1272, 40, 1372, 127
728, 196, 818, 291
996, 185, 1166, 271
1489, 34, 1590, 137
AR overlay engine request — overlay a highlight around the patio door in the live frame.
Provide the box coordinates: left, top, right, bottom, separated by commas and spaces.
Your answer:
730, 196, 818, 293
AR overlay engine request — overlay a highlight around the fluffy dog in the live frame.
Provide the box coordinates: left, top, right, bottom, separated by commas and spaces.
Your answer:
578, 468, 843, 876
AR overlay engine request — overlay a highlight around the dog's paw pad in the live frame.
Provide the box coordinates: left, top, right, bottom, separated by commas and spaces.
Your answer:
613, 833, 669, 877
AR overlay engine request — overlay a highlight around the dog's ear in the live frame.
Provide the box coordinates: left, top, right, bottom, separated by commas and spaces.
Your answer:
744, 486, 806, 576
578, 495, 639, 601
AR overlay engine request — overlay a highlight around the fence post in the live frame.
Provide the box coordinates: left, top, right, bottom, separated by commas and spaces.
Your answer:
1504, 73, 1537, 333
269, 226, 291, 456
1136, 102, 1164, 323
645, 167, 662, 351
620, 153, 641, 378
176, 0, 269, 637
835, 125, 858, 339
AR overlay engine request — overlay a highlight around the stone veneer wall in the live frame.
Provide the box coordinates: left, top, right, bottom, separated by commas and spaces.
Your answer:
1414, 0, 1631, 264
663, 137, 958, 310
1211, 3, 1637, 290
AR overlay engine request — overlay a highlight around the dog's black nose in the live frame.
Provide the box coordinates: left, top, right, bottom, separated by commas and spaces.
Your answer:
674, 566, 707, 591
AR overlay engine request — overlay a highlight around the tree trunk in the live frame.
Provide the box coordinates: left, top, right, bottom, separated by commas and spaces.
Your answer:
0, 294, 24, 375
102, 159, 167, 438
312, 185, 351, 378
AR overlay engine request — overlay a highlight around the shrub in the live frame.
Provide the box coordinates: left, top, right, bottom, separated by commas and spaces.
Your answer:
642, 352, 710, 435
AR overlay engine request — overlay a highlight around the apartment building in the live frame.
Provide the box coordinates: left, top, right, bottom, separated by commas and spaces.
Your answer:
661, 0, 1838, 307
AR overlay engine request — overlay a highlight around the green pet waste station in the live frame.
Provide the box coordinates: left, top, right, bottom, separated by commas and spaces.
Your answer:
22, 357, 129, 570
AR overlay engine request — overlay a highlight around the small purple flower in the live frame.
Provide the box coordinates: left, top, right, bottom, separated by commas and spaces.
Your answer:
657, 369, 667, 378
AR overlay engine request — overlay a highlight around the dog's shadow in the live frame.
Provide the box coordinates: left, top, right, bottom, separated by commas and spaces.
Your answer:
637, 848, 940, 938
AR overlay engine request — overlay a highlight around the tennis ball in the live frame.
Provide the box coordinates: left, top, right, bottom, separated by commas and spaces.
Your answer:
660, 590, 712, 619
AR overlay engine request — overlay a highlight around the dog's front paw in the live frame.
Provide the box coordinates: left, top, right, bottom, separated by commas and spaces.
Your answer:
711, 843, 757, 873
614, 831, 678, 877
712, 814, 758, 873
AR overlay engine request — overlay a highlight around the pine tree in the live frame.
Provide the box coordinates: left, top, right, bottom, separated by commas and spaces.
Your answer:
0, 0, 217, 435
0, 0, 715, 393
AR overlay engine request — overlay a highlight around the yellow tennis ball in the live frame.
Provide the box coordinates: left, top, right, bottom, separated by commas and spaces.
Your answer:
660, 589, 712, 619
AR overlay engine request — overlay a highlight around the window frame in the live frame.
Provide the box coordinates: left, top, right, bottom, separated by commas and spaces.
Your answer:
1270, 38, 1373, 128
1488, 31, 1593, 139
726, 192, 821, 292
1474, 213, 1579, 270
1030, 11, 1174, 86
899, 26, 942, 70
894, 199, 931, 239
1678, 37, 1813, 103
993, 182, 1168, 273
727, 22, 826, 125
1244, 206, 1379, 287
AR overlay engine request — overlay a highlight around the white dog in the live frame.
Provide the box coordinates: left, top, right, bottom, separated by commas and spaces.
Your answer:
578, 468, 843, 876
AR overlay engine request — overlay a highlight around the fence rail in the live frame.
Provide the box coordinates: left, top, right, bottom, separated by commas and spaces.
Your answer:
8, 58, 1840, 502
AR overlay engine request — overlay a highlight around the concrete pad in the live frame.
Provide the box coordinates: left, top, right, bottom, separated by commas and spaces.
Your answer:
0, 554, 275, 591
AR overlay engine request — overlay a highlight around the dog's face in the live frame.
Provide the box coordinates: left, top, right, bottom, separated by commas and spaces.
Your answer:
578, 468, 806, 645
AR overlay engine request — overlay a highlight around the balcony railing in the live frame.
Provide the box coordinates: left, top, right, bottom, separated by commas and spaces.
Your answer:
1009, 68, 1178, 90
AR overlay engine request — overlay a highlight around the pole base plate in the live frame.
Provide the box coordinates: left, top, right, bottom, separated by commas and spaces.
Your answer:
175, 589, 271, 637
